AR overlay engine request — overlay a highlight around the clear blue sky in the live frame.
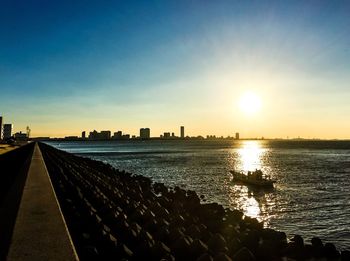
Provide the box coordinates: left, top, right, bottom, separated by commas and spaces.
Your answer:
1, 0, 350, 138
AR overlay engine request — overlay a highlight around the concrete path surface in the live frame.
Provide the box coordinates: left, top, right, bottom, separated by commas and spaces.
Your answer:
7, 143, 78, 261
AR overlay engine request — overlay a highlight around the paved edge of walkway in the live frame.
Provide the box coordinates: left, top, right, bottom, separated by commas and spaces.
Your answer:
7, 143, 79, 261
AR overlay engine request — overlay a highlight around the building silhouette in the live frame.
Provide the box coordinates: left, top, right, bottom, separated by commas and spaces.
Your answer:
100, 131, 111, 140
3, 124, 13, 139
0, 116, 3, 140
89, 130, 98, 140
163, 132, 170, 138
14, 131, 27, 141
64, 136, 79, 140
82, 131, 86, 139
122, 134, 130, 140
112, 131, 122, 139
88, 130, 111, 140
26, 126, 31, 138
140, 128, 150, 139
235, 132, 240, 140
180, 126, 184, 138
112, 131, 123, 140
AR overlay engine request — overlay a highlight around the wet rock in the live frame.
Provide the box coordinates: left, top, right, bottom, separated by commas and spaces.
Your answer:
282, 235, 306, 260
80, 246, 99, 260
197, 253, 214, 261
144, 217, 158, 233
232, 247, 256, 261
139, 229, 154, 246
310, 237, 324, 258
227, 237, 241, 256
169, 226, 185, 242
120, 244, 134, 259
130, 222, 142, 235
171, 236, 193, 260
186, 224, 202, 240
207, 233, 227, 254
170, 213, 186, 227
154, 225, 170, 243
151, 241, 171, 260
240, 230, 260, 253
190, 239, 209, 259
341, 250, 350, 260
291, 234, 304, 247
243, 216, 263, 231
198, 224, 212, 242
134, 241, 153, 259
256, 239, 277, 260
213, 252, 232, 261
324, 243, 340, 259
160, 253, 176, 261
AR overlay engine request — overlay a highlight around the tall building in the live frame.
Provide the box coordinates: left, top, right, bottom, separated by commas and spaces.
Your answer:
180, 126, 185, 138
3, 124, 13, 139
82, 131, 86, 139
0, 116, 3, 140
235, 132, 240, 140
140, 128, 150, 139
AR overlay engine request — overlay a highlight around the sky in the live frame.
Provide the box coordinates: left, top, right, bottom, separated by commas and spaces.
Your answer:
1, 0, 350, 138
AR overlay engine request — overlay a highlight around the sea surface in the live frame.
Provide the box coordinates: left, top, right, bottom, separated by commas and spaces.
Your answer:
46, 139, 350, 250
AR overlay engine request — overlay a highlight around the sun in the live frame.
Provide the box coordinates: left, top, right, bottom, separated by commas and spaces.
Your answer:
239, 92, 262, 115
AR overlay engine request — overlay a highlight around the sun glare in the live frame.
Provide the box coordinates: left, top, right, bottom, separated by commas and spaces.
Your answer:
239, 92, 262, 115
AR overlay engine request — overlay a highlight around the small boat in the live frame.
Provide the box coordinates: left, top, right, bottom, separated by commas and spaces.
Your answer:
230, 169, 276, 188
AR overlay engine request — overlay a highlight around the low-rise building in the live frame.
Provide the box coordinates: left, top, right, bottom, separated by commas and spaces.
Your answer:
112, 131, 122, 139
3, 124, 13, 139
14, 131, 28, 141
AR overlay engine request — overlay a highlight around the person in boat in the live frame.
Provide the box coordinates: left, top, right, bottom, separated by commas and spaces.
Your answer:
247, 171, 252, 179
256, 169, 262, 180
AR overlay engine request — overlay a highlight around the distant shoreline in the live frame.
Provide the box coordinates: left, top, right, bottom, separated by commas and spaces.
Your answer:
33, 138, 350, 142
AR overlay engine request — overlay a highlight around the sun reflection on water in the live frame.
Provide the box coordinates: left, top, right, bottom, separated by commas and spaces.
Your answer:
226, 140, 276, 224
245, 197, 261, 219
237, 140, 265, 172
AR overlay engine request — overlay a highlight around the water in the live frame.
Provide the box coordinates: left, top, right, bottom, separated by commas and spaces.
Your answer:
46, 139, 350, 250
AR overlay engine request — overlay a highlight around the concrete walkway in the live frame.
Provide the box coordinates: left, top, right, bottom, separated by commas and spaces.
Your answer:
7, 143, 78, 261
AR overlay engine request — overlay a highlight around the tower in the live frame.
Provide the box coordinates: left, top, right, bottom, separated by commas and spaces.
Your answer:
0, 116, 3, 140
26, 126, 31, 138
180, 126, 184, 138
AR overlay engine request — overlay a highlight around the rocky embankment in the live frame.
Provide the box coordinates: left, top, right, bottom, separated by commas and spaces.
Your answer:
38, 143, 349, 261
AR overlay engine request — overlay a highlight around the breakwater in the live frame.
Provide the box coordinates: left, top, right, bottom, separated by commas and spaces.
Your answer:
39, 143, 349, 260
